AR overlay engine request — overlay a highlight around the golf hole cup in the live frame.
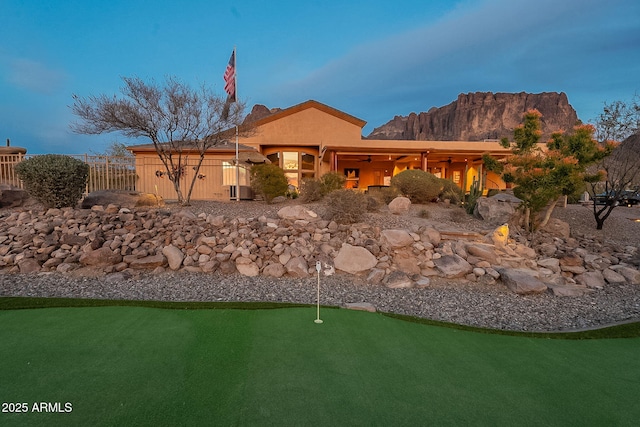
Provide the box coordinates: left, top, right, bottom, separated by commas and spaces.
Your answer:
314, 261, 323, 324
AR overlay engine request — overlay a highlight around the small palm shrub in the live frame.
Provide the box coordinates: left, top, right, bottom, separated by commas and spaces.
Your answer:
250, 163, 288, 203
390, 169, 443, 203
15, 154, 89, 208
324, 189, 368, 223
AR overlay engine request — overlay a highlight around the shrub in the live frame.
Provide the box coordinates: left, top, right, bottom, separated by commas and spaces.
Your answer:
319, 171, 346, 194
390, 169, 443, 203
377, 186, 401, 204
365, 195, 380, 212
15, 154, 89, 208
300, 172, 347, 202
299, 178, 324, 202
439, 179, 464, 205
250, 163, 288, 203
418, 208, 430, 219
324, 189, 368, 223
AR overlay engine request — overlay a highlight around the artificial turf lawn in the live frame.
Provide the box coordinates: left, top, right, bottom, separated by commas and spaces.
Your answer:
1, 302, 639, 426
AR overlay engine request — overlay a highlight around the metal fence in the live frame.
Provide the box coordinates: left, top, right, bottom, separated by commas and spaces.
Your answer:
0, 154, 137, 194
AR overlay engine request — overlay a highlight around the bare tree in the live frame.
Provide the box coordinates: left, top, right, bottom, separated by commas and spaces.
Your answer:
588, 96, 640, 229
71, 76, 248, 205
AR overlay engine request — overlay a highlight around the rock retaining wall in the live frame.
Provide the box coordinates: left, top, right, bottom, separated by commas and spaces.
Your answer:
1, 204, 638, 296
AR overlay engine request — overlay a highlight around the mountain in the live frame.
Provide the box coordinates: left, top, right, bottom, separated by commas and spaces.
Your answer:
366, 92, 580, 141
243, 104, 282, 124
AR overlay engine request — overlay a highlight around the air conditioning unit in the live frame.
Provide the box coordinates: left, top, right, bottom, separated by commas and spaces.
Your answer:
229, 185, 254, 200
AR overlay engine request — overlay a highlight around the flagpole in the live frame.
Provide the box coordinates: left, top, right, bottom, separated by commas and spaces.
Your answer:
234, 46, 240, 202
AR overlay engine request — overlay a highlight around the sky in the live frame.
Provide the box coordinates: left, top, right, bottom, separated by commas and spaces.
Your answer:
1, 0, 639, 155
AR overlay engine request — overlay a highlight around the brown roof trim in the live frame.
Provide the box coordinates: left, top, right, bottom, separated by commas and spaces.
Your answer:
126, 141, 258, 153
251, 100, 367, 128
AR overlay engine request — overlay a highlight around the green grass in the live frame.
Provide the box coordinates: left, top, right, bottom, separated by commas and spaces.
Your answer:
1, 298, 639, 426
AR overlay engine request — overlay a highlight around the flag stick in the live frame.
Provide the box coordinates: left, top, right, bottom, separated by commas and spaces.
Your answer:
234, 46, 240, 202
315, 261, 323, 324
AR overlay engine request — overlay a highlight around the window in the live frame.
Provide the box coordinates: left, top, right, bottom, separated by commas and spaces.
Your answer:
283, 152, 298, 170
223, 161, 249, 186
265, 150, 316, 189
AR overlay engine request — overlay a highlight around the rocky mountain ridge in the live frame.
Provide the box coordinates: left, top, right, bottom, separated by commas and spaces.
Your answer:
367, 91, 579, 141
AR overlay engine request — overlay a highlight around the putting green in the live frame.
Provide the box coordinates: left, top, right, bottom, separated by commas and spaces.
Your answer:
1, 305, 639, 426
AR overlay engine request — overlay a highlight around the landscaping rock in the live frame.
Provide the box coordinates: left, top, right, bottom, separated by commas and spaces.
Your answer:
381, 229, 414, 248
384, 270, 414, 288
388, 197, 411, 215
474, 195, 519, 226
79, 247, 123, 267
574, 271, 606, 289
433, 255, 473, 279
277, 205, 318, 221
334, 243, 377, 274
497, 268, 548, 294
162, 245, 184, 271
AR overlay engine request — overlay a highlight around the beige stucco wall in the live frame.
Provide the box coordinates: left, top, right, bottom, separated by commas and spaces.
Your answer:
241, 107, 363, 150
134, 152, 241, 201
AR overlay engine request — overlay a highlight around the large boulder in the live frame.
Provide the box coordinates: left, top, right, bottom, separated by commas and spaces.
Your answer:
81, 190, 164, 209
465, 243, 499, 265
388, 197, 411, 215
433, 255, 473, 279
380, 229, 414, 248
496, 268, 548, 294
334, 243, 377, 274
474, 193, 521, 226
79, 247, 123, 267
162, 245, 184, 271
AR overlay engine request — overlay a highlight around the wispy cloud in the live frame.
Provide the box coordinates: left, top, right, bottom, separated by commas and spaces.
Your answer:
272, 0, 638, 119
4, 57, 66, 94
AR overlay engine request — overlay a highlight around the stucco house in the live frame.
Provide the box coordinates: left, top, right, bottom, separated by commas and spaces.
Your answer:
127, 100, 513, 201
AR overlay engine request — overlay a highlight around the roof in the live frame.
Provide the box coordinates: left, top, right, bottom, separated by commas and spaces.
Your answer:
126, 141, 259, 153
250, 100, 367, 129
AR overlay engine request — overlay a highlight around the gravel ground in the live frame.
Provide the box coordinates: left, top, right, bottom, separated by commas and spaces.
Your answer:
2, 271, 639, 332
2, 199, 639, 332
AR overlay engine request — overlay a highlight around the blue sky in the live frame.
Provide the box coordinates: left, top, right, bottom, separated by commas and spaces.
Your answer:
2, 0, 639, 154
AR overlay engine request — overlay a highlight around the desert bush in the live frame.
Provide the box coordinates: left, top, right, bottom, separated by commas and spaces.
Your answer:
418, 208, 430, 219
299, 178, 324, 202
250, 163, 288, 203
439, 179, 464, 205
324, 189, 368, 223
365, 195, 380, 212
299, 172, 346, 202
320, 171, 346, 194
15, 154, 89, 208
376, 186, 401, 204
390, 169, 443, 203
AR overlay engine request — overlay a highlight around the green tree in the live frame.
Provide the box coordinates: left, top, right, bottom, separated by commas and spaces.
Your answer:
484, 110, 606, 232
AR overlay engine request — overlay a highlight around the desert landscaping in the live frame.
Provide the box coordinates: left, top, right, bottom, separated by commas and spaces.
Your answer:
1, 194, 639, 332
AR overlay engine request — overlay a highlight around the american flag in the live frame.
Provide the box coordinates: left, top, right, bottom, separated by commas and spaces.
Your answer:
223, 50, 236, 102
